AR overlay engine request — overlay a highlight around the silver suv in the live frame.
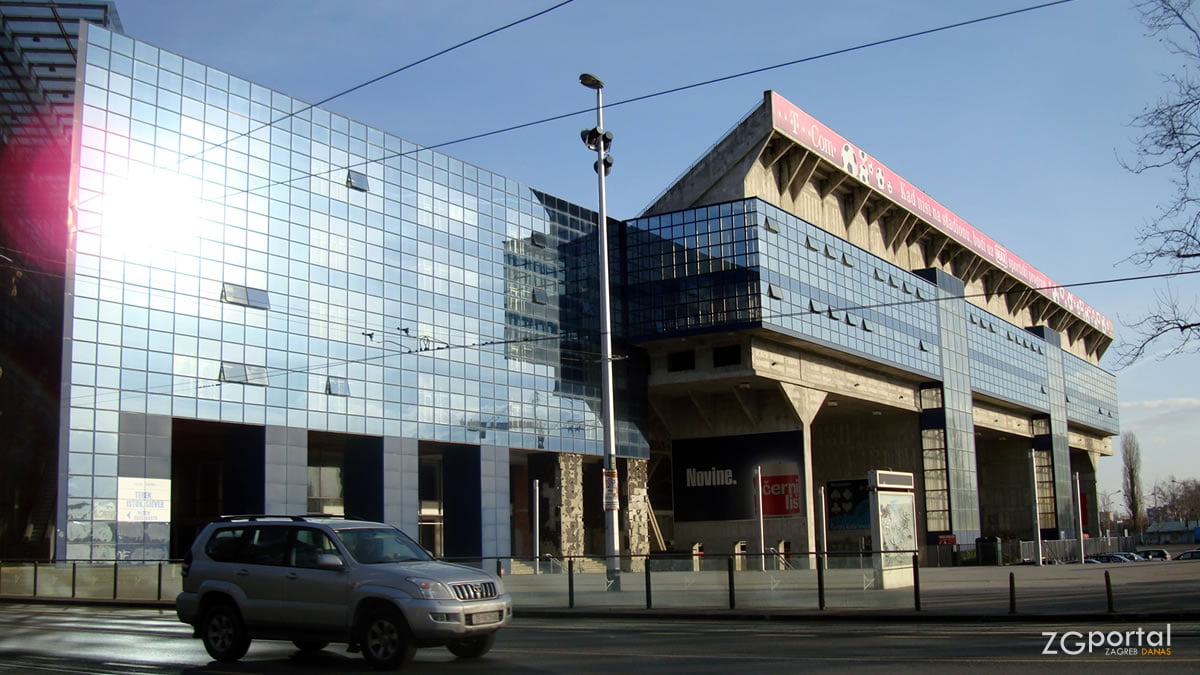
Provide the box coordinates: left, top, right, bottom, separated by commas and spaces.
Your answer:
175, 515, 511, 669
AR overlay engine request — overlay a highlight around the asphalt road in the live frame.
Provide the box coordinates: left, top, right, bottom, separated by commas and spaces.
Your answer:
1, 603, 1197, 673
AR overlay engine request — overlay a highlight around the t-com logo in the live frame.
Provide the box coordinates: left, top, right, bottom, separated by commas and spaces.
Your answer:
1041, 625, 1172, 657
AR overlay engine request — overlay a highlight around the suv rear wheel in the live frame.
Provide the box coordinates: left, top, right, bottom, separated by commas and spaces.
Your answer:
360, 607, 416, 670
200, 601, 250, 662
447, 632, 495, 658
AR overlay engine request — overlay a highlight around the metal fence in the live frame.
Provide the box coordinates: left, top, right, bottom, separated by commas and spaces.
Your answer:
0, 552, 925, 612
0, 560, 182, 602
1019, 536, 1140, 564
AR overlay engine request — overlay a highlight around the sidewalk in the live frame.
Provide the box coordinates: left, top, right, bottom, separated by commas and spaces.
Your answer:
3, 561, 1198, 622
505, 561, 1200, 622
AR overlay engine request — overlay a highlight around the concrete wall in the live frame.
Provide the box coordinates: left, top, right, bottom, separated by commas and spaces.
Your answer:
976, 439, 1038, 541
556, 453, 584, 557
624, 457, 649, 571
673, 516, 807, 560
811, 414, 925, 548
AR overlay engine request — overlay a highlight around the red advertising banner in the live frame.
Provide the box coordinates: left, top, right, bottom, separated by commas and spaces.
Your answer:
769, 92, 1112, 337
760, 462, 801, 516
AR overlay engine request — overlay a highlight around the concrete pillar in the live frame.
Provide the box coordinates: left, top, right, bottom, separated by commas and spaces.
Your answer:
556, 452, 584, 557
1028, 326, 1073, 537
1072, 450, 1100, 537
624, 457, 649, 572
264, 425, 307, 515
779, 382, 826, 564
383, 436, 419, 537
115, 412, 172, 561
480, 443, 511, 567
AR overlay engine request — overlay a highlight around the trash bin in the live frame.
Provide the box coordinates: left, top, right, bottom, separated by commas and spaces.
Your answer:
976, 536, 1001, 566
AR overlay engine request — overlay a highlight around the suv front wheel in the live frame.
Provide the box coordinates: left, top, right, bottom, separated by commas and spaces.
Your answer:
359, 606, 416, 670
200, 601, 250, 662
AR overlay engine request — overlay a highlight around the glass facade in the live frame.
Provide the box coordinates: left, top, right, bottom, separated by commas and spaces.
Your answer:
1063, 353, 1119, 435
626, 197, 1117, 545
966, 305, 1050, 412
624, 198, 942, 376
917, 269, 980, 542
41, 18, 1120, 561
60, 24, 646, 559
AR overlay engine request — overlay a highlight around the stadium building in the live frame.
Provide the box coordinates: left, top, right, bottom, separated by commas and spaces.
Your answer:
0, 1, 1118, 565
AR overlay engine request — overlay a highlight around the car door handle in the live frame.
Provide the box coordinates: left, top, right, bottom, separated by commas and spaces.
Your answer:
236, 569, 249, 576
286, 572, 299, 580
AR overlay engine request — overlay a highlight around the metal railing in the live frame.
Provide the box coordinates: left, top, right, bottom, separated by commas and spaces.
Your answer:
0, 559, 183, 602
1019, 536, 1140, 564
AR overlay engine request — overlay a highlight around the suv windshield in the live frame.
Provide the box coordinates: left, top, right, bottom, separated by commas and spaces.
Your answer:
334, 527, 432, 564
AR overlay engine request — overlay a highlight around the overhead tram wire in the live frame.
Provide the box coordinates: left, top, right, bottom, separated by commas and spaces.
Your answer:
202, 0, 1080, 205
64, 267, 1200, 410
70, 0, 578, 214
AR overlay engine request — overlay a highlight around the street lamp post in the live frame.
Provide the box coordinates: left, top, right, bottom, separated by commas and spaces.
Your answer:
1101, 489, 1123, 538
579, 72, 620, 591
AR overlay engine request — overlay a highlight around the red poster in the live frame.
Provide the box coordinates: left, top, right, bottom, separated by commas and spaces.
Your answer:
760, 462, 801, 516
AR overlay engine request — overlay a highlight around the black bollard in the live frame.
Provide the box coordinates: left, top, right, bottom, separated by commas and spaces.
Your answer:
645, 560, 653, 609
817, 554, 826, 610
912, 553, 921, 611
1105, 570, 1114, 613
1009, 572, 1016, 614
727, 556, 736, 610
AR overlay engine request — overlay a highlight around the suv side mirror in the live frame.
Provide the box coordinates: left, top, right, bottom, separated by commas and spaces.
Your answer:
316, 553, 346, 572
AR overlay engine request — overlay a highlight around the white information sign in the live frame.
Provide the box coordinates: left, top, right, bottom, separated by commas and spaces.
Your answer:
117, 477, 172, 522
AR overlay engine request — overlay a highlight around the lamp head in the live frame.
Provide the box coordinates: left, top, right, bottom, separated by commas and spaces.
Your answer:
579, 73, 604, 90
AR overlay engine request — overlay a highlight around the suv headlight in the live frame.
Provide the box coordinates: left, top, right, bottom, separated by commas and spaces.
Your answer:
405, 576, 455, 600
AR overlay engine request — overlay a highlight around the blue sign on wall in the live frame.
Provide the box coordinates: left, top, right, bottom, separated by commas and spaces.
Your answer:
826, 479, 870, 531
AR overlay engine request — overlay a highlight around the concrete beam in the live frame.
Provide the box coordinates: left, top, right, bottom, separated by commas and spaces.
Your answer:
818, 172, 848, 199
972, 401, 1034, 437
845, 187, 871, 226
758, 135, 793, 172
686, 391, 714, 434
731, 385, 758, 426
786, 152, 821, 201
750, 338, 920, 413
868, 200, 894, 225
924, 233, 949, 267
777, 382, 827, 426
886, 213, 917, 251
1069, 429, 1113, 457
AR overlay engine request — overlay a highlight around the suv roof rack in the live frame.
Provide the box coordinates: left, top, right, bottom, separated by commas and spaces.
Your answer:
214, 513, 364, 523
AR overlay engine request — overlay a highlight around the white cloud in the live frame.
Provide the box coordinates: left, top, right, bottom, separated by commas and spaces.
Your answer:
1100, 397, 1200, 497
1120, 398, 1200, 413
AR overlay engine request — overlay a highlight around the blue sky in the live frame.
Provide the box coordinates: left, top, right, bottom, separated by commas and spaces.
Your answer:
109, 0, 1197, 508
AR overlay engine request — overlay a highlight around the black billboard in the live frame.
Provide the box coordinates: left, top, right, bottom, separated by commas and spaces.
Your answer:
672, 431, 805, 522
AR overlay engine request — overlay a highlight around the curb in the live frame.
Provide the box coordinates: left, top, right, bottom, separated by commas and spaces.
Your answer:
5, 595, 1198, 624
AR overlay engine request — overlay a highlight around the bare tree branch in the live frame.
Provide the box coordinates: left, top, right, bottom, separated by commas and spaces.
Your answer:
1120, 0, 1200, 365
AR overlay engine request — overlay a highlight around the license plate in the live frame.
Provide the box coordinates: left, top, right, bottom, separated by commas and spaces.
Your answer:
467, 611, 501, 625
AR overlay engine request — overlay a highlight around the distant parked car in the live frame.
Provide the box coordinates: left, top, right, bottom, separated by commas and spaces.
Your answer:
1137, 549, 1171, 561
1112, 552, 1147, 562
1088, 554, 1127, 563
1175, 549, 1200, 561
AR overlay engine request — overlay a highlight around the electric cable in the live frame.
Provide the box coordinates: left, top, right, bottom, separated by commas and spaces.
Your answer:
183, 0, 1081, 205
70, 0, 579, 213
59, 266, 1196, 409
